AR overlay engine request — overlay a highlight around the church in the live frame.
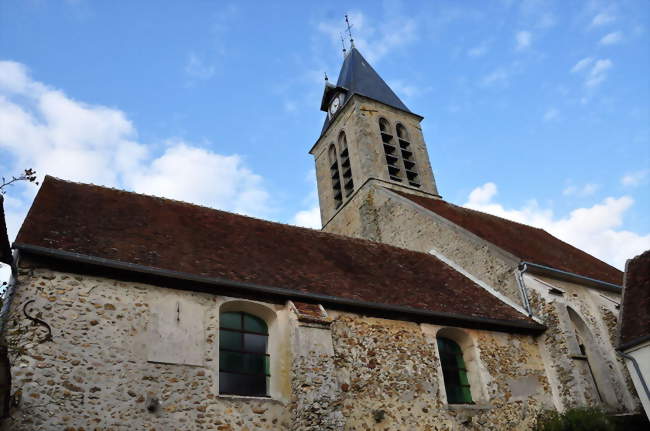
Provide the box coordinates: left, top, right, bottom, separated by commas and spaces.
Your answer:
0, 46, 644, 430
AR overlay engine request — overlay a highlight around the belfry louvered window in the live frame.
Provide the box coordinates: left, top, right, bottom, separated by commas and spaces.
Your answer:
328, 144, 343, 208
437, 337, 473, 404
379, 118, 402, 182
219, 312, 270, 397
396, 124, 420, 187
338, 131, 354, 197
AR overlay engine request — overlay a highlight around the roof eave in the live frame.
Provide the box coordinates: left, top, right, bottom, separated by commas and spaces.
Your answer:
14, 243, 546, 335
521, 261, 622, 293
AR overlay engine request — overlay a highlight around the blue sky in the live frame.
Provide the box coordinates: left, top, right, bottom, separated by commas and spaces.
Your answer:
0, 0, 648, 274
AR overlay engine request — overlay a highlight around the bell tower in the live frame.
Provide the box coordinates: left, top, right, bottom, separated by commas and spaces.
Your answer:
310, 47, 440, 228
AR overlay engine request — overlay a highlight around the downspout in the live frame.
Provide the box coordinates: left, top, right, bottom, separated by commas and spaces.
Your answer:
617, 350, 650, 401
515, 262, 533, 316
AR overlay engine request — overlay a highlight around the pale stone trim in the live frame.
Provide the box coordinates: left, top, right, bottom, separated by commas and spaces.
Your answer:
427, 247, 543, 325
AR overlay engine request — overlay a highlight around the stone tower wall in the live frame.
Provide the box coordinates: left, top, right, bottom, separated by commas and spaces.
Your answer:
312, 95, 439, 227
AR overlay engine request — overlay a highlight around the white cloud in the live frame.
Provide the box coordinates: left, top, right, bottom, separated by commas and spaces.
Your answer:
481, 68, 510, 87
599, 31, 623, 45
591, 12, 616, 27
292, 206, 321, 229
318, 11, 417, 64
543, 108, 559, 122
464, 183, 650, 269
571, 57, 594, 73
0, 60, 272, 240
515, 31, 532, 50
570, 57, 613, 90
621, 170, 649, 187
290, 169, 321, 229
585, 59, 613, 87
185, 53, 215, 81
562, 183, 599, 197
468, 41, 489, 58
387, 79, 429, 100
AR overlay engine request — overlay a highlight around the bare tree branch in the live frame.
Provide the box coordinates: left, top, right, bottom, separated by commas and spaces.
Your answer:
0, 169, 38, 195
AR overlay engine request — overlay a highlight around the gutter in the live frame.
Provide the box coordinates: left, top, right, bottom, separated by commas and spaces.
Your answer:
520, 261, 621, 293
14, 243, 545, 334
515, 263, 533, 316
616, 350, 650, 401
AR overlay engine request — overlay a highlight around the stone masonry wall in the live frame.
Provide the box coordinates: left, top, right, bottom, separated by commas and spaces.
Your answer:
1, 262, 558, 430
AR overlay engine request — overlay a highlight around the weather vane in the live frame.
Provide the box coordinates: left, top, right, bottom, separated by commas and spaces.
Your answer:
345, 14, 355, 48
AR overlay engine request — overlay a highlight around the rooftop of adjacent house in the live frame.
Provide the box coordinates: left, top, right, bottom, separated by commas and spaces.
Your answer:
394, 190, 623, 286
618, 250, 650, 349
14, 176, 543, 333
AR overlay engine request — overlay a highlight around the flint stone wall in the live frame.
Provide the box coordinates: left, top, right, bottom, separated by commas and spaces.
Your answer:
2, 263, 554, 430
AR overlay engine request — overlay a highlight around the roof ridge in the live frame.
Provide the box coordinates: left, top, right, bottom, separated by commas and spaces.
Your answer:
42, 176, 462, 263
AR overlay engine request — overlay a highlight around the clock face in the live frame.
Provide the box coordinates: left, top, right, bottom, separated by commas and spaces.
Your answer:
329, 94, 341, 115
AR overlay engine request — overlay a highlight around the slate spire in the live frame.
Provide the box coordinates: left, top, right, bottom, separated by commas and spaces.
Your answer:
320, 47, 412, 135
336, 47, 411, 113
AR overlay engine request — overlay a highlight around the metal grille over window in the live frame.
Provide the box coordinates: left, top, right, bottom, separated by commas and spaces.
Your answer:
328, 145, 343, 208
396, 124, 420, 187
338, 132, 354, 197
219, 311, 270, 397
379, 118, 403, 182
437, 337, 473, 404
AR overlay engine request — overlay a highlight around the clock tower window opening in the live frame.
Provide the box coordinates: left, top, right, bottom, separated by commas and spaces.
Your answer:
379, 118, 403, 182
328, 144, 343, 208
338, 131, 354, 197
396, 123, 420, 188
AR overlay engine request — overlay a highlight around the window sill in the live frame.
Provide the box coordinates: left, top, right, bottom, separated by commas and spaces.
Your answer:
216, 394, 286, 405
446, 403, 493, 411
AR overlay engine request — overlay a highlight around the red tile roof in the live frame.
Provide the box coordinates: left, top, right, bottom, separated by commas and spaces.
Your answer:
618, 250, 650, 349
394, 190, 623, 286
15, 176, 541, 331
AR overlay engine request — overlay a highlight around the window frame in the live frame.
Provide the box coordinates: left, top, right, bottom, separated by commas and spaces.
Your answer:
219, 311, 270, 397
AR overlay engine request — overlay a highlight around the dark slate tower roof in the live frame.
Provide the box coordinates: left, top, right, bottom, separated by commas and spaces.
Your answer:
320, 47, 414, 135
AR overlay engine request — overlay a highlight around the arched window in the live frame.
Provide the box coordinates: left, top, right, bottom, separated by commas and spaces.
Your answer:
379, 118, 402, 182
338, 131, 354, 197
437, 337, 473, 404
219, 311, 270, 397
328, 144, 343, 208
395, 123, 420, 188
567, 307, 619, 408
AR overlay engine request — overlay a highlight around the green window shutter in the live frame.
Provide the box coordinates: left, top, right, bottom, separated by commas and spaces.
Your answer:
437, 337, 473, 404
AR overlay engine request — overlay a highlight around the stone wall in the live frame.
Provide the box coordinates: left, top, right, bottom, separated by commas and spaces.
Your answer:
2, 262, 558, 430
322, 185, 639, 415
312, 95, 439, 227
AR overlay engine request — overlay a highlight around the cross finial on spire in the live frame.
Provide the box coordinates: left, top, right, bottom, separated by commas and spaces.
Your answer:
324, 72, 328, 82
345, 14, 355, 48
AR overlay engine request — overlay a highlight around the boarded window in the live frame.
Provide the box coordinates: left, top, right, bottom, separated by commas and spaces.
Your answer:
328, 144, 343, 208
338, 131, 354, 197
219, 311, 270, 397
396, 123, 420, 187
437, 337, 473, 404
147, 296, 205, 366
379, 118, 403, 182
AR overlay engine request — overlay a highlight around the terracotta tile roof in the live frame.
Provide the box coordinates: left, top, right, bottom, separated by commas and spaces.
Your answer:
618, 250, 650, 349
0, 196, 12, 266
15, 176, 541, 331
394, 190, 623, 285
